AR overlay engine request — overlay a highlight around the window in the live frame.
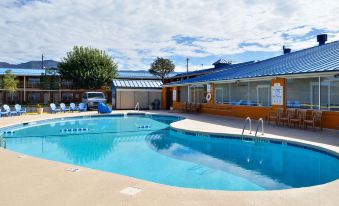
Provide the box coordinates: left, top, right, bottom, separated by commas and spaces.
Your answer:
28, 92, 40, 103
62, 93, 73, 102
249, 81, 271, 107
286, 77, 319, 109
179, 86, 188, 102
215, 81, 271, 107
214, 83, 230, 104
320, 77, 339, 111
230, 82, 248, 105
27, 77, 40, 88
189, 85, 207, 103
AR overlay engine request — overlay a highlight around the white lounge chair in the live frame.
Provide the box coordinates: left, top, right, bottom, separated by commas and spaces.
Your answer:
69, 103, 77, 112
0, 107, 9, 117
50, 103, 61, 113
3, 105, 16, 116
15, 104, 26, 116
78, 103, 87, 112
60, 103, 70, 112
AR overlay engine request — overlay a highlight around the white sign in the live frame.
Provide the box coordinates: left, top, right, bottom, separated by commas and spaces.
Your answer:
271, 83, 283, 105
173, 89, 177, 101
207, 84, 211, 93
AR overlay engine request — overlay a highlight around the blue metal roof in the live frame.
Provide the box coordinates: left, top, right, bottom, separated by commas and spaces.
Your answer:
112, 79, 162, 88
0, 68, 180, 79
172, 61, 254, 78
0, 68, 46, 76
168, 41, 339, 85
118, 70, 179, 79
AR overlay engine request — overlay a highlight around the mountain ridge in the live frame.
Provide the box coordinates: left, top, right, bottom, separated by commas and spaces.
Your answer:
0, 60, 59, 69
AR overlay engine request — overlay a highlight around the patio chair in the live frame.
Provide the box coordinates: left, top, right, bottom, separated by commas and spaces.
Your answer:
267, 108, 283, 125
69, 103, 77, 112
3, 104, 16, 116
279, 108, 294, 126
50, 103, 61, 113
60, 103, 70, 112
191, 103, 201, 113
304, 110, 323, 131
289, 109, 306, 128
15, 104, 27, 116
78, 103, 87, 112
0, 107, 10, 117
180, 102, 187, 113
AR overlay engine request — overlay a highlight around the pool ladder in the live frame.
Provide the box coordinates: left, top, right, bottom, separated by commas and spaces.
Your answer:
255, 118, 264, 137
242, 117, 252, 136
241, 117, 264, 137
135, 102, 140, 112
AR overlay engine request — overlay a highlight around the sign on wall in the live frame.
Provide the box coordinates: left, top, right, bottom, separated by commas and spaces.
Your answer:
207, 84, 211, 93
173, 89, 177, 101
271, 83, 283, 105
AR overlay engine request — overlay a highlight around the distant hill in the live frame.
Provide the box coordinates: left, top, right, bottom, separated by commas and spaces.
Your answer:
0, 60, 59, 69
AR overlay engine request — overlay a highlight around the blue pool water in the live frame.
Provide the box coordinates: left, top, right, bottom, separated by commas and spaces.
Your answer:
2, 114, 339, 191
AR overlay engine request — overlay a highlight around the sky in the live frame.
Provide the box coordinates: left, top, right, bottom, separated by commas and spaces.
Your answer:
1, 0, 339, 72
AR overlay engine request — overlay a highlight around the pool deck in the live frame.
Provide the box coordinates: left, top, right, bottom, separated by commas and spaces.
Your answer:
0, 111, 338, 206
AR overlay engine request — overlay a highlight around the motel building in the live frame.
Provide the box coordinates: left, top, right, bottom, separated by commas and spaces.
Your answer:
0, 69, 172, 110
163, 34, 339, 130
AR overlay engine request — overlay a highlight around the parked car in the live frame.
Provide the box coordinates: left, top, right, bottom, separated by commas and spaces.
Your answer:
82, 92, 107, 110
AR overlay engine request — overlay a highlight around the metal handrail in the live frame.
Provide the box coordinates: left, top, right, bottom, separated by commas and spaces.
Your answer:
134, 102, 140, 112
242, 117, 252, 135
255, 118, 264, 137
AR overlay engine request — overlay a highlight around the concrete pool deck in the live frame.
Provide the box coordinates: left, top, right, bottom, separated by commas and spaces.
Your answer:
0, 111, 338, 206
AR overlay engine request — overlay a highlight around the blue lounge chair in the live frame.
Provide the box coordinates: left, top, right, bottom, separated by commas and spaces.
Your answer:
78, 103, 87, 112
3, 105, 16, 116
294, 101, 301, 108
60, 103, 70, 112
286, 101, 293, 108
15, 104, 26, 116
69, 103, 77, 112
50, 103, 61, 113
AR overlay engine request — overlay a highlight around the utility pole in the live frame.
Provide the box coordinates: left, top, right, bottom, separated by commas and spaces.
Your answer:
41, 53, 44, 70
186, 58, 189, 74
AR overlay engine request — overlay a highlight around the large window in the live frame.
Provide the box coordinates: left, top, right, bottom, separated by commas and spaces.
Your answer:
214, 83, 230, 104
286, 77, 319, 109
189, 85, 207, 103
286, 76, 339, 111
214, 80, 271, 106
28, 92, 40, 103
179, 86, 188, 102
249, 81, 271, 107
320, 77, 339, 111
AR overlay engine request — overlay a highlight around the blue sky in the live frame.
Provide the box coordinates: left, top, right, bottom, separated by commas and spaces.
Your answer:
1, 0, 339, 71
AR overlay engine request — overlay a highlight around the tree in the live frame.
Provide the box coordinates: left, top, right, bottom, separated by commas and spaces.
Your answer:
3, 70, 18, 101
59, 46, 118, 89
149, 57, 175, 83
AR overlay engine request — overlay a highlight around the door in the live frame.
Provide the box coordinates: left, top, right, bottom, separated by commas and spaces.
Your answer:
257, 85, 270, 106
166, 89, 172, 110
44, 92, 50, 104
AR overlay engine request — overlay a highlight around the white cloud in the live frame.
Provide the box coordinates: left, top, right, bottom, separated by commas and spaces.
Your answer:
0, 0, 339, 70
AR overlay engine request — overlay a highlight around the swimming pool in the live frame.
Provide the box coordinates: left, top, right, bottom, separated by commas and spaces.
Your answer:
1, 114, 339, 191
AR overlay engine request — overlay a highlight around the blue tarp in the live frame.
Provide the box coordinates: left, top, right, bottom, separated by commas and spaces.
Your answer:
98, 103, 112, 114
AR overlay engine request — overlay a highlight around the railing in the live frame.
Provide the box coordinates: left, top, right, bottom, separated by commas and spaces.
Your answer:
242, 117, 252, 136
135, 102, 140, 112
255, 118, 264, 137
